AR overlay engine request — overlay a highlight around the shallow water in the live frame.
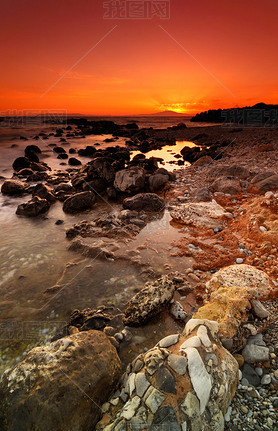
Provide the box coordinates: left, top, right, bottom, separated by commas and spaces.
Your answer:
0, 121, 196, 372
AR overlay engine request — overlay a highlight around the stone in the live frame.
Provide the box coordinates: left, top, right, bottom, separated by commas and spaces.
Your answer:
193, 265, 276, 339
180, 336, 201, 350
248, 173, 278, 194
149, 173, 169, 192
157, 334, 179, 348
121, 396, 141, 420
32, 183, 56, 203
144, 387, 167, 414
63, 191, 96, 214
167, 354, 187, 375
135, 373, 150, 397
1, 179, 27, 195
12, 156, 31, 171
156, 366, 176, 394
90, 157, 115, 183
242, 344, 270, 364
150, 406, 180, 431
233, 354, 244, 368
16, 196, 50, 217
193, 155, 213, 167
211, 177, 242, 195
0, 331, 121, 430
96, 319, 238, 431
236, 257, 244, 264
191, 187, 212, 202
207, 165, 250, 180
123, 276, 175, 326
114, 167, 145, 193
197, 325, 211, 347
68, 157, 82, 166
261, 374, 271, 385
170, 301, 187, 320
251, 300, 269, 319
123, 193, 165, 213
184, 347, 212, 414
170, 201, 231, 228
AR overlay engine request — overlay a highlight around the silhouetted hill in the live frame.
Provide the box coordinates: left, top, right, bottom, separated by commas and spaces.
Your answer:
191, 103, 278, 124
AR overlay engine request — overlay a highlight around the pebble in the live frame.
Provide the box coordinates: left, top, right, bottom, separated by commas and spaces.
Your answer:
236, 258, 245, 264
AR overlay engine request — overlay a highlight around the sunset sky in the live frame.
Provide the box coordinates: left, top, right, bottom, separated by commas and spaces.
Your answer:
1, 0, 278, 115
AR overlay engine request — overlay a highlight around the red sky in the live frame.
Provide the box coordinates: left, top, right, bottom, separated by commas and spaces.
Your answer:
1, 0, 278, 115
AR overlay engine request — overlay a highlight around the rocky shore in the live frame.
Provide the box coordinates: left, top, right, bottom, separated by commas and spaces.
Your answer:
0, 120, 278, 430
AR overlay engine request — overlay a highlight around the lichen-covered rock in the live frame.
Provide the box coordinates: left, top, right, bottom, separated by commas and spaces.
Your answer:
193, 265, 276, 339
170, 201, 231, 228
96, 319, 239, 431
0, 331, 121, 431
123, 276, 175, 326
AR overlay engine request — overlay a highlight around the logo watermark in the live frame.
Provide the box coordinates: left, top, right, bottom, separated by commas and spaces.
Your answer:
0, 321, 66, 340
103, 0, 170, 19
0, 109, 67, 128
221, 108, 278, 128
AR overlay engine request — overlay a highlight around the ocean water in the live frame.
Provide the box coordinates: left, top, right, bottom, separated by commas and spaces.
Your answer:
0, 116, 200, 372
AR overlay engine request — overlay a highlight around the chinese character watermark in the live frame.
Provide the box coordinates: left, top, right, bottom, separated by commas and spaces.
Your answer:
0, 109, 67, 128
103, 0, 170, 19
221, 109, 278, 128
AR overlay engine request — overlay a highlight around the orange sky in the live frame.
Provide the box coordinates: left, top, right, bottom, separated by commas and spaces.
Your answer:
1, 0, 278, 115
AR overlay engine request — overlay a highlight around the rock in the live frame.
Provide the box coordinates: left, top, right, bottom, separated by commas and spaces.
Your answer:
25, 144, 41, 154
207, 165, 250, 180
16, 196, 50, 217
233, 354, 244, 368
148, 173, 169, 192
114, 166, 145, 193
53, 146, 66, 154
1, 179, 27, 195
170, 201, 231, 228
193, 265, 276, 339
170, 301, 187, 320
68, 157, 82, 166
17, 168, 34, 177
248, 172, 278, 194
32, 183, 56, 203
90, 157, 115, 183
54, 182, 74, 193
123, 276, 175, 326
123, 193, 165, 212
12, 156, 31, 171
236, 257, 244, 264
242, 344, 270, 364
191, 187, 212, 202
241, 363, 261, 387
0, 331, 121, 431
211, 177, 242, 195
193, 155, 213, 167
63, 191, 96, 214
96, 319, 239, 431
135, 373, 150, 397
157, 334, 179, 348
261, 374, 271, 385
251, 300, 269, 319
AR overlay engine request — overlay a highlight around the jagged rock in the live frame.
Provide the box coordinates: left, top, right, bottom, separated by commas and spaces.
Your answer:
123, 276, 175, 326
16, 196, 50, 217
193, 265, 276, 339
114, 167, 145, 193
1, 179, 27, 195
123, 193, 165, 212
96, 319, 239, 431
0, 331, 121, 431
170, 201, 231, 228
248, 172, 278, 194
63, 191, 96, 214
32, 183, 56, 203
90, 157, 115, 183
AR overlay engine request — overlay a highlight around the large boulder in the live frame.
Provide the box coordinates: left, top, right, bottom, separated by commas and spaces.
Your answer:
170, 201, 231, 228
193, 265, 277, 340
63, 191, 96, 214
0, 331, 121, 431
123, 193, 165, 212
96, 319, 238, 431
16, 196, 50, 217
1, 179, 27, 195
114, 167, 145, 193
123, 276, 175, 326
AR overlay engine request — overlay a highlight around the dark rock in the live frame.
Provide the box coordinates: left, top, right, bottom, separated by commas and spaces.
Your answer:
58, 153, 68, 160
25, 144, 41, 154
63, 191, 96, 214
1, 179, 27, 195
150, 406, 180, 431
207, 165, 250, 180
78, 146, 96, 157
248, 173, 278, 194
149, 173, 169, 192
90, 157, 115, 183
17, 168, 34, 177
241, 363, 261, 387
53, 146, 66, 154
107, 186, 117, 199
16, 197, 50, 217
68, 157, 82, 166
54, 183, 74, 193
211, 177, 242, 195
114, 167, 145, 193
123, 193, 165, 212
156, 366, 176, 394
12, 157, 31, 171
55, 219, 64, 225
32, 183, 56, 203
83, 178, 107, 194
192, 187, 212, 202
